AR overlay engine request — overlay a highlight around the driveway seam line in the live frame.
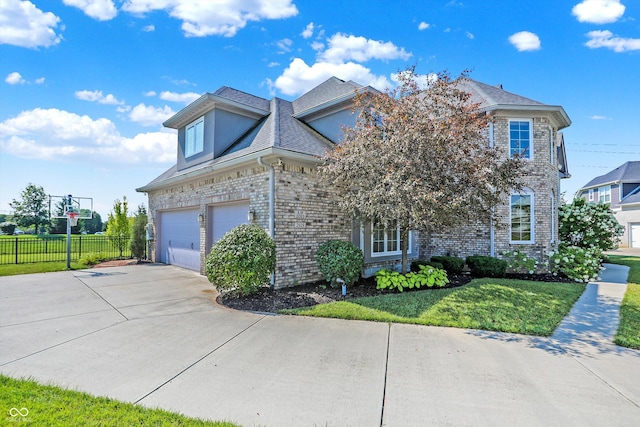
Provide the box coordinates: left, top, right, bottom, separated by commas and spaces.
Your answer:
0, 321, 127, 367
570, 354, 640, 409
134, 315, 267, 404
379, 323, 391, 427
72, 272, 129, 321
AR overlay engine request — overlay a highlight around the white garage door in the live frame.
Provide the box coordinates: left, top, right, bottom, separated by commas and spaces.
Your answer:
158, 209, 200, 271
631, 223, 640, 248
207, 202, 250, 253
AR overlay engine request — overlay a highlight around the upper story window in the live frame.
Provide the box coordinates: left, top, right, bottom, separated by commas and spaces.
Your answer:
509, 120, 532, 159
598, 186, 611, 204
588, 189, 594, 202
185, 117, 204, 158
510, 190, 534, 244
371, 221, 411, 257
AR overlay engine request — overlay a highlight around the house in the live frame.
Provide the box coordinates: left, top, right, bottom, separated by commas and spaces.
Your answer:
137, 77, 571, 288
575, 161, 640, 248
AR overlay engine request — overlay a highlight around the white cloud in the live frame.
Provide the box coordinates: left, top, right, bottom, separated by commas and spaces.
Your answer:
276, 38, 293, 53
75, 90, 124, 105
5, 72, 25, 84
508, 31, 541, 51
320, 33, 412, 64
465, 31, 474, 39
272, 58, 392, 96
311, 41, 324, 51
142, 24, 155, 32
129, 103, 175, 127
267, 61, 279, 67
418, 22, 430, 30
159, 91, 200, 104
63, 0, 117, 21
572, 0, 625, 24
590, 115, 611, 120
0, 107, 176, 163
143, 90, 156, 97
585, 30, 640, 52
301, 22, 314, 39
0, 0, 62, 48
122, 0, 298, 37
34, 77, 45, 84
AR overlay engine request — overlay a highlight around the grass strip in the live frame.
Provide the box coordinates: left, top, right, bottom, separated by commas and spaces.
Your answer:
284, 278, 586, 336
0, 262, 87, 276
607, 255, 640, 349
0, 375, 239, 426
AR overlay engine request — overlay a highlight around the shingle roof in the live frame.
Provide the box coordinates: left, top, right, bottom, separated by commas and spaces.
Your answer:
458, 79, 544, 108
582, 161, 640, 188
292, 77, 363, 115
620, 188, 640, 206
213, 86, 271, 111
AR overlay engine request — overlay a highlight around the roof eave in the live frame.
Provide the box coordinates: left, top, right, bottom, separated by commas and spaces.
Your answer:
486, 104, 571, 129
292, 86, 376, 119
163, 93, 270, 129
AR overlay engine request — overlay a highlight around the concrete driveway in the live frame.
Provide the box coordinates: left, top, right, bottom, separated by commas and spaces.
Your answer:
1, 264, 639, 426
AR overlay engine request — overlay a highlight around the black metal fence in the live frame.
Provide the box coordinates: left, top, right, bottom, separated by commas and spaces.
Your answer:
0, 235, 134, 265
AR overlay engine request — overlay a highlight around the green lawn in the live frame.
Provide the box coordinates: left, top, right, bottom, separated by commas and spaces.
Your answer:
285, 278, 586, 336
607, 255, 640, 349
0, 375, 239, 426
0, 261, 87, 276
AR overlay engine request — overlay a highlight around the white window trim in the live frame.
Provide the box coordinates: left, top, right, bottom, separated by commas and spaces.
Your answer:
185, 117, 204, 158
548, 126, 554, 166
370, 223, 412, 257
508, 118, 533, 160
598, 185, 611, 204
550, 191, 555, 244
510, 189, 535, 244
588, 189, 594, 202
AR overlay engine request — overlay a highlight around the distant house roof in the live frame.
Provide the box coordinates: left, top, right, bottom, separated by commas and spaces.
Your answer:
581, 161, 640, 189
621, 188, 640, 207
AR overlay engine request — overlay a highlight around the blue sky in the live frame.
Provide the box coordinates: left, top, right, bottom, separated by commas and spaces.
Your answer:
1, 0, 639, 219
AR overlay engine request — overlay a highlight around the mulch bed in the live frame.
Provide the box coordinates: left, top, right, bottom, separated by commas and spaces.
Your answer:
218, 272, 574, 313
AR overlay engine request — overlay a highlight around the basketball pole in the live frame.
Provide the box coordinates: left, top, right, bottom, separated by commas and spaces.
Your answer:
66, 214, 72, 269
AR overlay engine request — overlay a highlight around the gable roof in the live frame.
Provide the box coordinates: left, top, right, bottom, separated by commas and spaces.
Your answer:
292, 77, 364, 116
457, 79, 571, 130
581, 161, 640, 189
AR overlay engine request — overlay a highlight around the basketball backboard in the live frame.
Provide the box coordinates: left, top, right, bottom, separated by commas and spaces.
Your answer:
49, 195, 93, 220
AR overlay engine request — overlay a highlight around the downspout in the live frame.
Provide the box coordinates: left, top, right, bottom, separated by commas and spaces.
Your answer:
258, 156, 275, 288
489, 121, 495, 257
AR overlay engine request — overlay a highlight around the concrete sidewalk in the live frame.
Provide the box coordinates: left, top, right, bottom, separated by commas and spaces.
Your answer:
1, 264, 639, 426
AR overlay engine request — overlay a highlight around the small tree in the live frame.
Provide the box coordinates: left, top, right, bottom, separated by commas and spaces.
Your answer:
319, 68, 523, 273
9, 183, 49, 234
0, 222, 17, 235
316, 240, 364, 287
106, 197, 130, 257
205, 224, 276, 296
130, 205, 148, 260
559, 198, 624, 252
82, 210, 102, 234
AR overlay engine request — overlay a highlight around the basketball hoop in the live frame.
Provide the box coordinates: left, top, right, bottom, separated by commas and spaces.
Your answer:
67, 212, 80, 227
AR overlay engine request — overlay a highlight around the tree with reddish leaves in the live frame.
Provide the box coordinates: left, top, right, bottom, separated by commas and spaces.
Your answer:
320, 68, 523, 273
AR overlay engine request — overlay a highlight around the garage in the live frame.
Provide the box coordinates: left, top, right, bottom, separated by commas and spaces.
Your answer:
158, 209, 201, 271
207, 202, 250, 253
631, 223, 640, 248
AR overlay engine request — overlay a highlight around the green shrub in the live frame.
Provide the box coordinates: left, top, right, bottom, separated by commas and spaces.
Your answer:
316, 240, 364, 287
0, 222, 17, 235
411, 260, 444, 272
501, 250, 538, 274
430, 255, 465, 275
205, 224, 276, 296
375, 265, 449, 292
466, 255, 507, 278
79, 252, 110, 266
549, 246, 602, 282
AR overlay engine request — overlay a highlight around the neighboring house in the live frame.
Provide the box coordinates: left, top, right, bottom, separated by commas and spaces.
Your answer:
137, 77, 571, 288
575, 161, 640, 248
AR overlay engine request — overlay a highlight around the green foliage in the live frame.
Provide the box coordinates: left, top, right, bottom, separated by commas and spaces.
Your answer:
49, 200, 82, 234
205, 224, 276, 296
315, 240, 364, 286
430, 255, 465, 275
560, 198, 624, 252
9, 183, 49, 234
375, 265, 449, 292
79, 252, 110, 266
466, 255, 507, 278
548, 246, 602, 282
411, 259, 443, 272
0, 222, 17, 235
130, 205, 148, 260
501, 250, 538, 274
83, 211, 103, 234
106, 197, 130, 257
